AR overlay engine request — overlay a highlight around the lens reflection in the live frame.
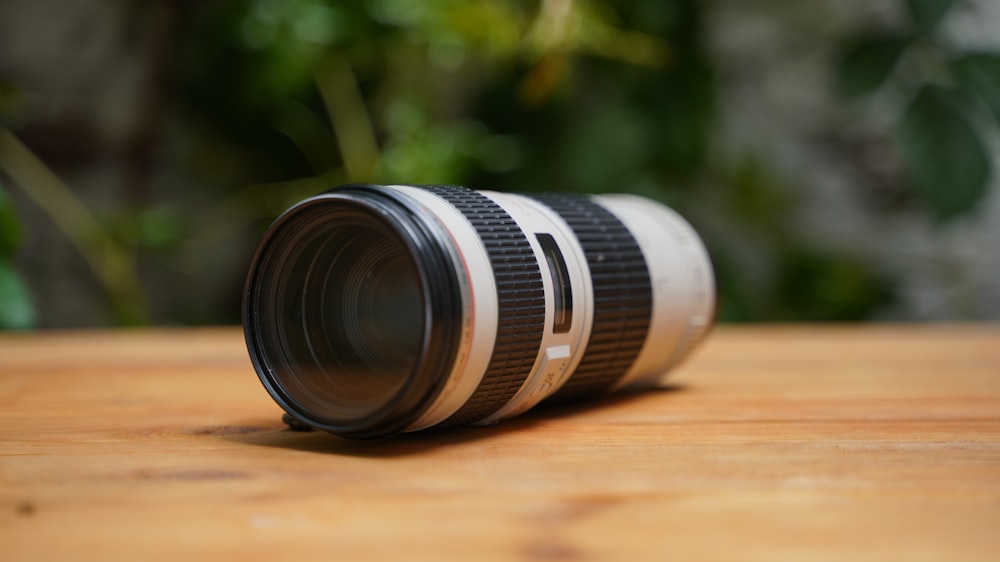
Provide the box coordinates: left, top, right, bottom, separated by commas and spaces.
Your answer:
263, 210, 425, 422
336, 236, 423, 376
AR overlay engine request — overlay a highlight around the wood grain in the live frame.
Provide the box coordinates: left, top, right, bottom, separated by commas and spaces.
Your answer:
1, 326, 998, 561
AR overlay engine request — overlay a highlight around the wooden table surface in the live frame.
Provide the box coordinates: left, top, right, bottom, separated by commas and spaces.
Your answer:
1, 326, 998, 561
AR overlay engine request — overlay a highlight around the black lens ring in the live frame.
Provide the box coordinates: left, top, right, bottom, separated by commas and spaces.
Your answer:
419, 185, 546, 426
529, 194, 653, 400
243, 187, 463, 438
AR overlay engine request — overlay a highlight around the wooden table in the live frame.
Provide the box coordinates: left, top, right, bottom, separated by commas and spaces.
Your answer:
1, 326, 998, 561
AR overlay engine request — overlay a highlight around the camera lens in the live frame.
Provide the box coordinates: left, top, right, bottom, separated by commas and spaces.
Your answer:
244, 184, 715, 438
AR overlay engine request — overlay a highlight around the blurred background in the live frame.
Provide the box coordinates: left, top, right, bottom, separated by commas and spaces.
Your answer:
0, 0, 998, 329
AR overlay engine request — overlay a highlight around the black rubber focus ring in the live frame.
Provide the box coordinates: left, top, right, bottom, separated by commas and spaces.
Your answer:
529, 194, 653, 400
421, 185, 546, 425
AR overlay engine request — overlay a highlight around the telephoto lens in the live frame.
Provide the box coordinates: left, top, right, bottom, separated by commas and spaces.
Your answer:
243, 184, 715, 438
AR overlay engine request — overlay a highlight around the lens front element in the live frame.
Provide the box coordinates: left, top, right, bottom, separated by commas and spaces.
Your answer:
299, 221, 422, 415
245, 194, 455, 437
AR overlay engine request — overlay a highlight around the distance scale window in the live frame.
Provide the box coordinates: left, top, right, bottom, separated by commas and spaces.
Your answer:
535, 233, 572, 334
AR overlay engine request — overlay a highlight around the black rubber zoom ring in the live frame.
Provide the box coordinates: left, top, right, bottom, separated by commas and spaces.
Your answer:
530, 194, 653, 400
421, 185, 546, 425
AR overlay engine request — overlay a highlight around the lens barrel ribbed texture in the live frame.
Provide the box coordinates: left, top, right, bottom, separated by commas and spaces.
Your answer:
421, 185, 546, 425
530, 194, 653, 400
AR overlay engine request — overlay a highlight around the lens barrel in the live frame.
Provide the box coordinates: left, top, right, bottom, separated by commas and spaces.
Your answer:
243, 184, 715, 438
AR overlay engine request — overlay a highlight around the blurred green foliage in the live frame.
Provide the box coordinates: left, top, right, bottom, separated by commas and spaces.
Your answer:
174, 0, 697, 188
0, 182, 35, 329
1, 0, 996, 326
905, 0, 955, 33
173, 0, 797, 320
835, 0, 1000, 222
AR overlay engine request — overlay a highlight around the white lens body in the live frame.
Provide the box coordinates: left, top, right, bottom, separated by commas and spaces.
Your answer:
379, 186, 714, 432
384, 185, 499, 431
596, 195, 715, 390
475, 192, 595, 424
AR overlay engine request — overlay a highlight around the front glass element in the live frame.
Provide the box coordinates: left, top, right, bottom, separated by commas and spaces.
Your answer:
257, 209, 425, 422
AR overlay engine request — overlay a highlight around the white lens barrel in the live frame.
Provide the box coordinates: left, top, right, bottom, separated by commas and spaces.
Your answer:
392, 185, 551, 430
475, 192, 595, 423
387, 187, 716, 431
246, 184, 715, 438
384, 185, 500, 431
595, 195, 716, 391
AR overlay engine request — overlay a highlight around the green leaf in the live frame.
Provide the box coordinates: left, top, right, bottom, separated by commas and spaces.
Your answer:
835, 35, 912, 100
563, 102, 649, 193
0, 257, 35, 329
952, 52, 1000, 125
136, 208, 184, 249
0, 183, 21, 256
896, 86, 992, 221
776, 250, 895, 321
905, 0, 955, 32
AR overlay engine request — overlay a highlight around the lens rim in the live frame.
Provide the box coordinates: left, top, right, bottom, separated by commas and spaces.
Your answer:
243, 186, 463, 438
